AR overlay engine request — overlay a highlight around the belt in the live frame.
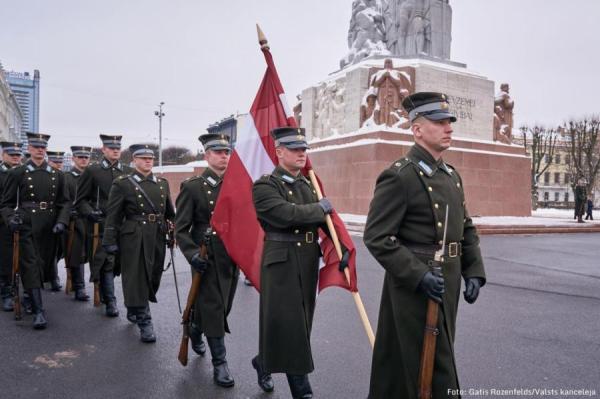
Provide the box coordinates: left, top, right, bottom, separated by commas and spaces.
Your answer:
127, 214, 164, 223
404, 242, 462, 258
21, 201, 54, 210
265, 231, 316, 244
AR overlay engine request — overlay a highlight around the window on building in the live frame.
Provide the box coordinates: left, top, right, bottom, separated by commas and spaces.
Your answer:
564, 192, 569, 202
565, 154, 570, 165
544, 192, 549, 201
564, 173, 570, 184
545, 154, 551, 163
554, 192, 560, 202
555, 154, 561, 164
544, 172, 550, 183
554, 173, 561, 184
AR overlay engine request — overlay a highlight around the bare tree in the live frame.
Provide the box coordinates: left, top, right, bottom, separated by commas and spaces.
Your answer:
521, 125, 559, 209
161, 146, 195, 165
564, 117, 600, 196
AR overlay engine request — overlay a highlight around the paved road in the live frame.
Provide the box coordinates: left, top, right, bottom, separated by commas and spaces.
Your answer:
1, 234, 599, 398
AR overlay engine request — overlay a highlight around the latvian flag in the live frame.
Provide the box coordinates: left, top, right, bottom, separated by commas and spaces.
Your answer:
210, 37, 357, 294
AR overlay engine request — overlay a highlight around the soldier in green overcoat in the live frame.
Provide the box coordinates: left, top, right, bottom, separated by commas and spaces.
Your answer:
252, 127, 346, 399
75, 134, 133, 317
0, 133, 70, 329
102, 144, 175, 342
175, 133, 239, 388
46, 150, 66, 291
63, 146, 93, 301
364, 92, 487, 399
0, 141, 23, 311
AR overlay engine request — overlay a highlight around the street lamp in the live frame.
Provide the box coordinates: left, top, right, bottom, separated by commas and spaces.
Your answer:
154, 102, 165, 170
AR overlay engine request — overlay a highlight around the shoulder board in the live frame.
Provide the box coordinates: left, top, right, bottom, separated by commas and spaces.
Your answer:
116, 174, 129, 180
256, 174, 273, 183
182, 175, 201, 184
390, 158, 413, 174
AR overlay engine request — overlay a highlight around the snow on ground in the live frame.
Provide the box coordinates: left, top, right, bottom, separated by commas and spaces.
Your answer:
339, 209, 599, 227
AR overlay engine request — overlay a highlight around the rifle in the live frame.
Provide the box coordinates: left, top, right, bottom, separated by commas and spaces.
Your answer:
12, 187, 22, 320
165, 221, 182, 314
92, 186, 101, 306
65, 219, 75, 295
418, 205, 449, 399
178, 229, 210, 366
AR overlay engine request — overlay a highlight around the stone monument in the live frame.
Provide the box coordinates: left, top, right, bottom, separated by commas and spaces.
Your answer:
299, 0, 531, 217
341, 0, 452, 68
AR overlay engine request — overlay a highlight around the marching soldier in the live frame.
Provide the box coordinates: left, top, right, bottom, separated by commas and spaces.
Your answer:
175, 133, 240, 388
252, 127, 345, 399
0, 141, 23, 311
363, 92, 486, 398
64, 146, 93, 301
75, 135, 133, 317
46, 150, 66, 291
0, 133, 70, 329
102, 144, 175, 342
47, 151, 65, 171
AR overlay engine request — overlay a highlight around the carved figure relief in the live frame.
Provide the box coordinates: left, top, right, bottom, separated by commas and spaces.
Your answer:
493, 83, 514, 144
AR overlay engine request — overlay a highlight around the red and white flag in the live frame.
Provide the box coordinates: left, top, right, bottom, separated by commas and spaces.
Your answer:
211, 43, 357, 293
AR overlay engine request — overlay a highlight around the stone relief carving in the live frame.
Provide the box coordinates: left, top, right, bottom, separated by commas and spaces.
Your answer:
493, 83, 514, 144
360, 59, 413, 129
313, 80, 346, 139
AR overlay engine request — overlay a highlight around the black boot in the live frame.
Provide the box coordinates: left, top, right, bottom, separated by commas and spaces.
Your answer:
21, 292, 32, 314
286, 374, 313, 399
126, 307, 137, 324
72, 265, 89, 301
136, 305, 156, 343
252, 355, 274, 392
30, 288, 48, 330
189, 322, 206, 356
206, 337, 234, 387
50, 276, 62, 292
101, 272, 119, 317
0, 283, 14, 312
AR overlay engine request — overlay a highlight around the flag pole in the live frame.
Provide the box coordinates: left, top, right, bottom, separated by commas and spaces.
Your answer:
256, 24, 375, 348
308, 170, 375, 348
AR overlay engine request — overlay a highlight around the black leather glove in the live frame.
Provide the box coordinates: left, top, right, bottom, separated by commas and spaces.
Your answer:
318, 198, 334, 214
418, 267, 445, 304
8, 214, 23, 232
463, 277, 482, 304
88, 209, 104, 223
190, 253, 208, 274
338, 249, 350, 272
103, 244, 119, 254
52, 223, 66, 234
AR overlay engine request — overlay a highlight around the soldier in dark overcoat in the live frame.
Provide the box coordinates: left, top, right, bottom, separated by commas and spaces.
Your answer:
252, 127, 345, 399
74, 134, 133, 317
364, 92, 487, 399
0, 133, 70, 329
102, 144, 175, 342
0, 141, 23, 311
46, 150, 66, 291
175, 133, 239, 387
63, 146, 93, 301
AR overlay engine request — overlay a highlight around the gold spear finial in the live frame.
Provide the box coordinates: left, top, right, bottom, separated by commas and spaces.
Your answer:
256, 24, 269, 50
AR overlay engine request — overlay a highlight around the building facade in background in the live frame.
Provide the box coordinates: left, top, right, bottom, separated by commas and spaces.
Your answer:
4, 69, 40, 144
0, 63, 23, 142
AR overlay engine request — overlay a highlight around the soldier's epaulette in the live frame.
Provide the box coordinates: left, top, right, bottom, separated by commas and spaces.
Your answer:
116, 174, 129, 181
180, 175, 201, 187
390, 158, 412, 174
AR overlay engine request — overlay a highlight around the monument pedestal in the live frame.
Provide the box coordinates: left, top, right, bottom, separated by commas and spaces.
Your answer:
308, 130, 531, 217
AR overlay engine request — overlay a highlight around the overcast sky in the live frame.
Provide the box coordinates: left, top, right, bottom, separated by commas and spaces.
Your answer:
1, 0, 599, 152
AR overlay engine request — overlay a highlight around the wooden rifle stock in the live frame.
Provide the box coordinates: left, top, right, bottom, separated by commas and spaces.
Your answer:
12, 231, 22, 321
92, 222, 101, 306
177, 244, 206, 366
65, 220, 75, 295
418, 297, 439, 399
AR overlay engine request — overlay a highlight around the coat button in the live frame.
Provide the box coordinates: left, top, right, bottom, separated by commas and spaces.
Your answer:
438, 240, 443, 245
437, 222, 442, 228
294, 229, 299, 234
419, 171, 424, 176
456, 183, 461, 188
428, 187, 433, 192
207, 190, 212, 194
434, 203, 439, 209
203, 182, 207, 186
288, 191, 293, 195
297, 242, 301, 246
209, 201, 214, 205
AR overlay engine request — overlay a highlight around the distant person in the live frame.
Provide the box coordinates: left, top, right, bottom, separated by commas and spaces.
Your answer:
574, 178, 587, 223
585, 196, 593, 220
